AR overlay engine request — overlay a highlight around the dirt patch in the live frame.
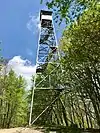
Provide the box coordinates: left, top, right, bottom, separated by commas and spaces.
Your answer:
0, 127, 43, 133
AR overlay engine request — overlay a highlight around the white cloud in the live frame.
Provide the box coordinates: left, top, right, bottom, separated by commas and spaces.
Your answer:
26, 13, 41, 34
7, 56, 36, 90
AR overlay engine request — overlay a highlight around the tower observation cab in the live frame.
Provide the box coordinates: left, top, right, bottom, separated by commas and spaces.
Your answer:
40, 10, 52, 27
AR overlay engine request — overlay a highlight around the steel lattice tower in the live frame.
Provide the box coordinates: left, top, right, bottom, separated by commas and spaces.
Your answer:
29, 10, 61, 126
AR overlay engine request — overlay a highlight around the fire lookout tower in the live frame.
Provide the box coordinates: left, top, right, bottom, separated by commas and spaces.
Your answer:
29, 10, 62, 126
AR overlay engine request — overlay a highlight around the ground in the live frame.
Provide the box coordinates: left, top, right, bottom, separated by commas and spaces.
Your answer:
0, 127, 43, 133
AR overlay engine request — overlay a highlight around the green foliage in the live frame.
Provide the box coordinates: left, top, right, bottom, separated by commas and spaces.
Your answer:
60, 3, 100, 128
0, 69, 28, 128
41, 0, 99, 24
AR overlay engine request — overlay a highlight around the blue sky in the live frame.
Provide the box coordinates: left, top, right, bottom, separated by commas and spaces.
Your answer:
0, 0, 43, 64
0, 0, 65, 64
0, 0, 65, 89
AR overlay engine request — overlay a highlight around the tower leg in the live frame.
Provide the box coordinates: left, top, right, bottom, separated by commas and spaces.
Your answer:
29, 77, 36, 126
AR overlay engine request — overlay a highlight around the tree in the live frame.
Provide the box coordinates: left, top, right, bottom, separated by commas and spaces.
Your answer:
60, 3, 100, 128
41, 0, 99, 24
0, 69, 28, 128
